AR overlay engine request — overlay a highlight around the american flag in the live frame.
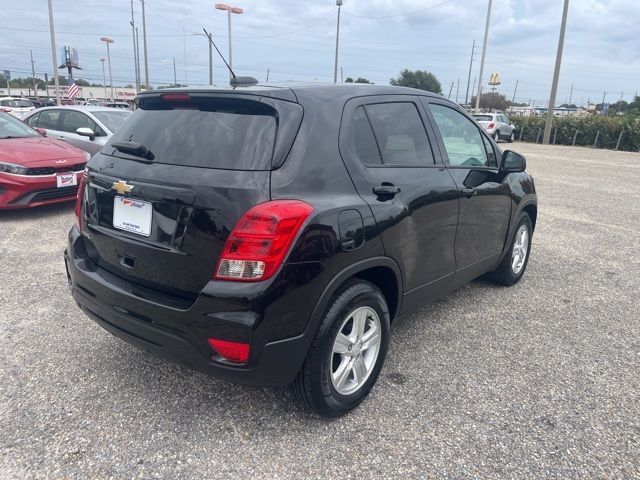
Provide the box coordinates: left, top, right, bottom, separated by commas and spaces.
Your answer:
68, 79, 79, 99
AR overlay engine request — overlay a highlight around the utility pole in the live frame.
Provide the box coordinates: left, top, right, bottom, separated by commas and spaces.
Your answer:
173, 57, 177, 86
464, 38, 477, 108
448, 81, 454, 99
455, 77, 459, 103
341, 67, 344, 83
333, 0, 343, 84
141, 0, 149, 88
47, 0, 61, 105
511, 80, 519, 107
568, 83, 573, 105
601, 91, 606, 115
208, 32, 213, 85
471, 76, 476, 103
130, 0, 139, 92
266, 68, 270, 82
475, 0, 492, 111
30, 50, 38, 98
543, 0, 569, 144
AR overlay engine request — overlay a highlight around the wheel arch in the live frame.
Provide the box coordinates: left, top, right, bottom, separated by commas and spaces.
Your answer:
522, 203, 537, 231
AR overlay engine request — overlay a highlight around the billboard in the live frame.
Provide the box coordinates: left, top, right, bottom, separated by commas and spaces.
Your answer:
60, 47, 80, 69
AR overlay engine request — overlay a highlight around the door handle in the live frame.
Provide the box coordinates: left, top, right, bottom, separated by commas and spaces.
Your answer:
372, 184, 400, 198
461, 187, 477, 198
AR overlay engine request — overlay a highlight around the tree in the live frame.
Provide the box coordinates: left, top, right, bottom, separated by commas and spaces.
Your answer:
390, 69, 441, 94
345, 77, 372, 84
75, 79, 91, 86
470, 92, 510, 111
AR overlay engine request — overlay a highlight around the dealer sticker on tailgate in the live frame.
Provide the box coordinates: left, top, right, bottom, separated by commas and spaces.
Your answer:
113, 196, 152, 236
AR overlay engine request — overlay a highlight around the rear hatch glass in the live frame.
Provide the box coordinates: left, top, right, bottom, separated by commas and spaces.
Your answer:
107, 96, 278, 170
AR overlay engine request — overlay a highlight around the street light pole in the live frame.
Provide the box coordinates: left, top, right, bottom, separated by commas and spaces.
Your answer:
333, 0, 343, 84
47, 0, 61, 105
100, 58, 107, 99
100, 37, 115, 101
542, 0, 569, 144
141, 0, 149, 88
475, 0, 492, 111
215, 4, 243, 80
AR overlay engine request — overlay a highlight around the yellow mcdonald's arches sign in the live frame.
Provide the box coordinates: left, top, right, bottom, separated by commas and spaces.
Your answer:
488, 73, 501, 85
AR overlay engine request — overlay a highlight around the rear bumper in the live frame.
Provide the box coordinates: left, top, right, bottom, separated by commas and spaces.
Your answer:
64, 227, 321, 386
0, 172, 80, 209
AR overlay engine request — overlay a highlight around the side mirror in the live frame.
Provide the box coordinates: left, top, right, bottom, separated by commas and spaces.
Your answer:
76, 127, 95, 141
501, 150, 526, 173
35, 127, 47, 137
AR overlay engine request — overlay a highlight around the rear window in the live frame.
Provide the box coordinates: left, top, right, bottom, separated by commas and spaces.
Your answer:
108, 96, 277, 170
92, 110, 131, 133
473, 115, 493, 122
0, 99, 33, 108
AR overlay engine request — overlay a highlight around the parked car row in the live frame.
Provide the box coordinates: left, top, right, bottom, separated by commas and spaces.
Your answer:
0, 96, 133, 117
0, 112, 89, 209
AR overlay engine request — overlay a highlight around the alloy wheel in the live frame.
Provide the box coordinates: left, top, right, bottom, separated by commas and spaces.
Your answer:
511, 224, 529, 274
330, 306, 382, 396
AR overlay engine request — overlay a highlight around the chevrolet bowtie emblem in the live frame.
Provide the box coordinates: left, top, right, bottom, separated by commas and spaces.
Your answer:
112, 180, 134, 195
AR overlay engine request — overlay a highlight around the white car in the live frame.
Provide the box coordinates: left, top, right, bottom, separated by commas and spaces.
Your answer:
473, 112, 516, 142
0, 97, 35, 118
22, 105, 132, 155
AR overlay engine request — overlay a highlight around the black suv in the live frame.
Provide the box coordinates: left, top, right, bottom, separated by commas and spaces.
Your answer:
65, 84, 537, 416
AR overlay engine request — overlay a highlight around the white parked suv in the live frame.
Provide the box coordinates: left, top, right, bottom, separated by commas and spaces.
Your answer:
473, 112, 516, 142
0, 97, 35, 118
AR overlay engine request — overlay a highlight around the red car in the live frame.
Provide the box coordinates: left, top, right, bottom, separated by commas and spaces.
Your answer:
0, 112, 89, 209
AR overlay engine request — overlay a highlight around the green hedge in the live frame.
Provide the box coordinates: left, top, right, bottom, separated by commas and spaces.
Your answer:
510, 114, 640, 152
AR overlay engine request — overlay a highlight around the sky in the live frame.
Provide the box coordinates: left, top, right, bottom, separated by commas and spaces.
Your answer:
0, 0, 638, 106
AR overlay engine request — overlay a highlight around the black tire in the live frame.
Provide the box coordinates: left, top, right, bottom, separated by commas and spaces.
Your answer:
493, 130, 500, 142
508, 131, 516, 143
292, 279, 390, 417
490, 212, 533, 286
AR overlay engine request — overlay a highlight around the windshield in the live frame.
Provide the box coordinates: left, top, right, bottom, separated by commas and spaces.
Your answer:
92, 110, 132, 133
0, 99, 34, 108
0, 113, 39, 139
473, 115, 493, 122
108, 97, 277, 170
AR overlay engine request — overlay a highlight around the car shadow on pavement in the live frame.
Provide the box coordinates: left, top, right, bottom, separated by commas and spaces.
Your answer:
0, 201, 74, 220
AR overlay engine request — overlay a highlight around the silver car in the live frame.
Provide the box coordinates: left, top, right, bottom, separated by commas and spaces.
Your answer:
22, 106, 132, 155
473, 112, 516, 142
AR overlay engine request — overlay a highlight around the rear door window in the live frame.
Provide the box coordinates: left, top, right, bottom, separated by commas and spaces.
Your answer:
37, 110, 62, 129
109, 96, 278, 170
364, 102, 434, 166
61, 111, 98, 134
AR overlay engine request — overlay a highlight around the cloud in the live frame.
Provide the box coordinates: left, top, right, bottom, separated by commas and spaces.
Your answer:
0, 0, 638, 103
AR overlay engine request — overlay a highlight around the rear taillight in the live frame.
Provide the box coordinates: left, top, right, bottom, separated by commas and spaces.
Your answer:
214, 200, 313, 282
74, 172, 87, 230
207, 338, 250, 364
487, 122, 495, 129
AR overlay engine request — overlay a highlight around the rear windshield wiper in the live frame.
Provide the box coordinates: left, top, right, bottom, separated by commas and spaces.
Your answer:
111, 141, 155, 161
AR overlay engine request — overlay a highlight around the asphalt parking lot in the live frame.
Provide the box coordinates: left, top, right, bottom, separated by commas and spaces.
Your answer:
1, 143, 639, 479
